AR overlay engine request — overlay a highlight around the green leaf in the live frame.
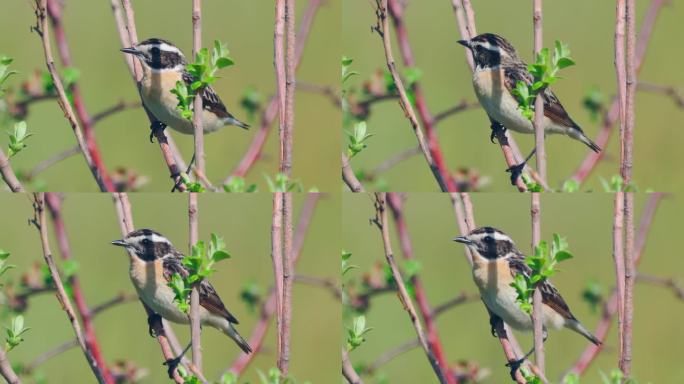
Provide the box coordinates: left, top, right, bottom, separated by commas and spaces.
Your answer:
215, 57, 234, 68
557, 57, 575, 69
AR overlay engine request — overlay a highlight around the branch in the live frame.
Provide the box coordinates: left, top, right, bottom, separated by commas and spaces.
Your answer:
280, 191, 294, 375
33, 0, 111, 192
45, 193, 114, 383
373, 0, 449, 192
112, 0, 187, 191
0, 349, 20, 384
342, 153, 365, 192
31, 193, 108, 383
565, 193, 664, 378
225, 0, 320, 183
188, 192, 202, 372
386, 193, 456, 384
638, 82, 684, 107
271, 193, 284, 371
372, 193, 448, 384
46, 0, 115, 191
636, 274, 684, 301
342, 348, 364, 384
0, 148, 24, 192
111, 192, 185, 383
530, 193, 546, 378
387, 0, 458, 192
226, 194, 320, 376
569, 0, 666, 185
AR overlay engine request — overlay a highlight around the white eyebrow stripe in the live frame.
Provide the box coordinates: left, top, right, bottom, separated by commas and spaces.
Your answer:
127, 233, 172, 244
157, 42, 181, 54
474, 41, 501, 53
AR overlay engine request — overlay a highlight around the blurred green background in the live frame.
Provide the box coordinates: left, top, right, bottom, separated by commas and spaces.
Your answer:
0, 193, 340, 383
0, 1, 340, 192
342, 1, 683, 192
343, 193, 682, 383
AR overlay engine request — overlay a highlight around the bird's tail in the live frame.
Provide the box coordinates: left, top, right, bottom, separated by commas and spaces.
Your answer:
224, 115, 250, 130
222, 323, 253, 354
566, 319, 601, 346
570, 127, 601, 153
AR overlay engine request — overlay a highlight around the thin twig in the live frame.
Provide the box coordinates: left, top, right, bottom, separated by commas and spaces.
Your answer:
188, 191, 202, 372
373, 193, 448, 384
0, 349, 20, 384
280, 191, 294, 374
387, 193, 455, 384
226, 194, 320, 376
0, 149, 24, 192
564, 193, 664, 379
33, 0, 110, 192
637, 82, 684, 107
45, 193, 114, 383
530, 193, 545, 378
294, 274, 342, 300
271, 191, 284, 370
46, 0, 115, 191
342, 348, 364, 384
342, 153, 365, 192
373, 0, 448, 192
32, 193, 108, 383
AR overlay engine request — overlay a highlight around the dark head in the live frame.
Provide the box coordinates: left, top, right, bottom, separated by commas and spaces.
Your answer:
453, 226, 518, 260
111, 228, 176, 262
457, 33, 518, 69
120, 38, 186, 71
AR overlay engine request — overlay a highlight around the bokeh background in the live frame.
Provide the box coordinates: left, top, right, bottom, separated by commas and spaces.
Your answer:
343, 193, 682, 383
0, 193, 340, 383
0, 1, 340, 192
342, 1, 683, 192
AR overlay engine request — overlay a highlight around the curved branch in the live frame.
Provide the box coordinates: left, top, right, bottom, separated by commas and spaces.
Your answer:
342, 153, 365, 192
0, 149, 24, 192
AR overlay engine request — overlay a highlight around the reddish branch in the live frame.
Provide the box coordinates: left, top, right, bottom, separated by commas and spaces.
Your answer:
373, 0, 449, 192
46, 0, 115, 191
0, 149, 24, 192
387, 0, 458, 192
342, 153, 365, 192
111, 192, 185, 383
191, 0, 205, 178
342, 348, 364, 384
45, 193, 114, 383
112, 0, 187, 191
566, 193, 664, 378
225, 0, 320, 183
569, 0, 665, 185
32, 193, 108, 383
33, 0, 111, 192
0, 348, 20, 384
188, 192, 202, 371
226, 194, 319, 376
530, 193, 546, 378
386, 193, 457, 384
373, 193, 448, 384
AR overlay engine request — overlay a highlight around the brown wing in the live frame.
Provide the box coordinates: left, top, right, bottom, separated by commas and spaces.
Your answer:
162, 255, 239, 324
182, 71, 231, 119
508, 255, 576, 320
503, 64, 579, 128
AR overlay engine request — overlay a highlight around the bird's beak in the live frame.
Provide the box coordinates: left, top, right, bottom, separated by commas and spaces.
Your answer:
111, 239, 128, 247
453, 236, 472, 244
120, 47, 142, 56
457, 39, 471, 49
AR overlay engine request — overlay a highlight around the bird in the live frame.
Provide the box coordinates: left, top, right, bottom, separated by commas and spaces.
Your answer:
453, 226, 600, 352
111, 228, 252, 355
457, 33, 600, 182
120, 38, 249, 142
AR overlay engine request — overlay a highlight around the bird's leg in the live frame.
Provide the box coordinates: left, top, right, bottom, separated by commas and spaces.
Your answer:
505, 327, 549, 380
489, 312, 504, 338
506, 147, 536, 186
489, 120, 507, 144
147, 313, 162, 338
150, 120, 167, 143
163, 342, 192, 379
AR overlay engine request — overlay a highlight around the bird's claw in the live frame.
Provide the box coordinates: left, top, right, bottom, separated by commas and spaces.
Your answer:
490, 121, 506, 144
163, 356, 183, 379
150, 121, 167, 143
505, 357, 526, 381
147, 313, 161, 338
506, 163, 526, 186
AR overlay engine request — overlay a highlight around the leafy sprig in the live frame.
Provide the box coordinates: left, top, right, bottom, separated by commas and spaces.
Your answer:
511, 234, 574, 314
346, 315, 373, 351
0, 56, 18, 97
223, 176, 258, 193
347, 121, 373, 158
5, 315, 30, 352
7, 121, 33, 157
512, 40, 576, 121
171, 40, 235, 121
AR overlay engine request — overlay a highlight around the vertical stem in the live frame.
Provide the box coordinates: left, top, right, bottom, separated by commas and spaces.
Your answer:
0, 149, 24, 192
530, 192, 545, 374
192, 0, 204, 177
621, 0, 636, 376
275, 1, 286, 174
280, 192, 293, 374
283, 0, 296, 177
188, 193, 202, 371
271, 192, 284, 369
613, 191, 626, 363
532, 0, 546, 182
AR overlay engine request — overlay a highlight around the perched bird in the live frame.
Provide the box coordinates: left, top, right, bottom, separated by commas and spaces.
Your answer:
453, 227, 600, 348
120, 38, 249, 141
112, 228, 252, 354
458, 33, 600, 180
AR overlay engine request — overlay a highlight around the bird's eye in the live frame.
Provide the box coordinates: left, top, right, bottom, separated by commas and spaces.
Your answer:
484, 236, 494, 243
141, 238, 151, 246
150, 47, 160, 55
